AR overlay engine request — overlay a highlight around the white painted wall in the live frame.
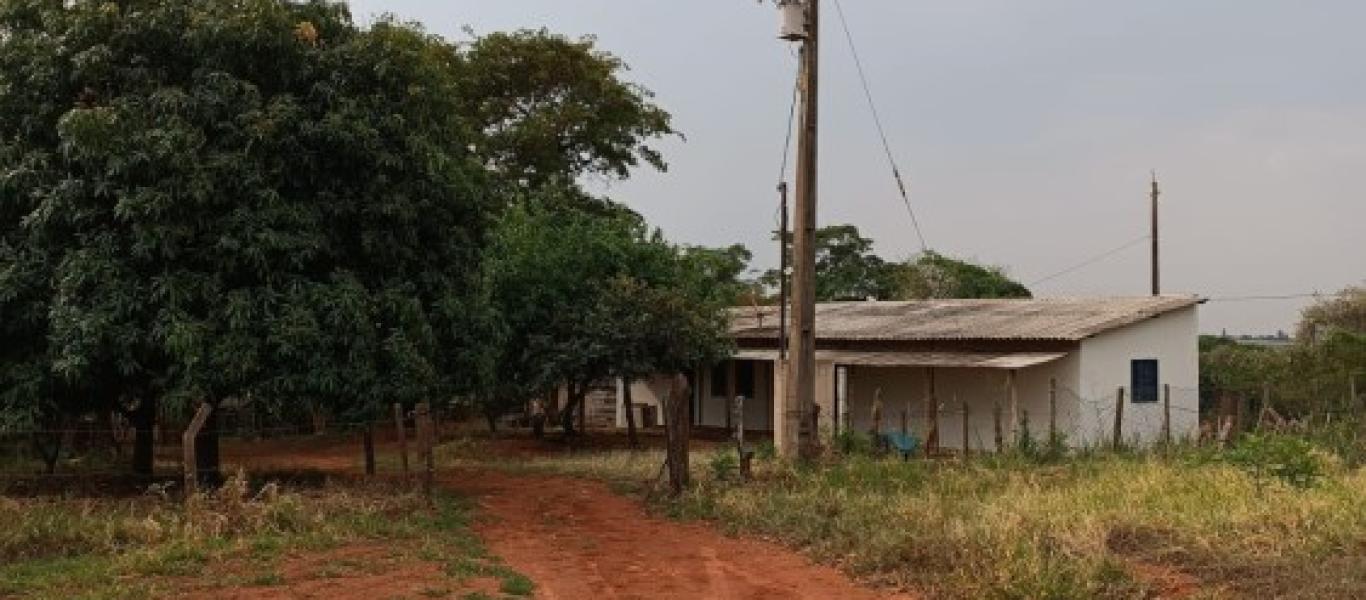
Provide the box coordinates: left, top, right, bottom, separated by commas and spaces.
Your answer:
1076, 305, 1200, 447
844, 354, 1081, 452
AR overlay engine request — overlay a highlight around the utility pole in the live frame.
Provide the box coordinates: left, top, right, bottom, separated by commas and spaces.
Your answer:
1150, 171, 1160, 296
787, 0, 820, 460
777, 182, 790, 361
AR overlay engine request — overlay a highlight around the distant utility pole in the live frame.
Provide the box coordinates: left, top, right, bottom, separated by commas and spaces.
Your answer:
1150, 171, 1161, 297
774, 0, 819, 459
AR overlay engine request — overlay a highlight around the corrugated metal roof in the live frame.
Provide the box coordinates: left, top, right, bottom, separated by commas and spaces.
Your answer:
730, 296, 1199, 342
734, 349, 1067, 369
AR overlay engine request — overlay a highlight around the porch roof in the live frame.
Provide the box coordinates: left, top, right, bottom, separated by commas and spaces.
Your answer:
732, 349, 1068, 370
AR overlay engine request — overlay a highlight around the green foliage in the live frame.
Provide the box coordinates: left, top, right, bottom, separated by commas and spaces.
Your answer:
1224, 434, 1330, 489
760, 225, 1030, 303
457, 29, 675, 188
707, 450, 739, 481
478, 198, 733, 421
0, 2, 683, 446
833, 429, 877, 456
894, 251, 1032, 300
1296, 286, 1366, 340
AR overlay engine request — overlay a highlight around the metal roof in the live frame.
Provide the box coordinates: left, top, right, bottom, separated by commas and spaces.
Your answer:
730, 296, 1199, 342
734, 349, 1067, 369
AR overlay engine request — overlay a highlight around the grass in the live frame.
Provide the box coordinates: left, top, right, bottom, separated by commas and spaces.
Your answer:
480, 439, 1366, 599
0, 470, 534, 600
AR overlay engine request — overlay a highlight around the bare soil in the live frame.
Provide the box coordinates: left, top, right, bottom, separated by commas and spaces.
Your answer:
448, 467, 917, 600
213, 431, 914, 600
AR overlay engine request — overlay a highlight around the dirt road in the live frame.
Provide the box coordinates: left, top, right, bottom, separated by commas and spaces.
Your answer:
449, 469, 914, 600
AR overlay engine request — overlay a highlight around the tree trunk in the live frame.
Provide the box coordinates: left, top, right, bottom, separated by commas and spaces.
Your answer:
545, 390, 560, 425
484, 408, 499, 433
194, 404, 222, 488
663, 374, 691, 496
132, 396, 157, 477
32, 431, 61, 475
623, 378, 639, 449
561, 384, 582, 438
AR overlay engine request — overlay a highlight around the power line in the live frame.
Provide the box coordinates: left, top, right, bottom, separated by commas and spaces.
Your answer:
777, 55, 801, 186
1204, 293, 1325, 303
1029, 235, 1151, 287
831, 0, 928, 253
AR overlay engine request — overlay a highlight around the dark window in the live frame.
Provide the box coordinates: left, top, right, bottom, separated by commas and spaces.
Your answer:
1131, 359, 1159, 403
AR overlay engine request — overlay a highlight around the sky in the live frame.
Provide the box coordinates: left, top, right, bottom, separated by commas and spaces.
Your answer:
348, 0, 1364, 335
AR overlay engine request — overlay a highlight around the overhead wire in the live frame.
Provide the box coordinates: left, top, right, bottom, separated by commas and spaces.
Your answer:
1204, 293, 1327, 303
1028, 234, 1151, 287
831, 0, 929, 253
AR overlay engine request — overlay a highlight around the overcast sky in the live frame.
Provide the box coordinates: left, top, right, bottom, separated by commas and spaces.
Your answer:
349, 1, 1364, 335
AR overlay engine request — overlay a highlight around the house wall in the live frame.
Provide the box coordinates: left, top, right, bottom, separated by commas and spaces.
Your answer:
843, 353, 1081, 452
1076, 305, 1200, 447
617, 361, 775, 431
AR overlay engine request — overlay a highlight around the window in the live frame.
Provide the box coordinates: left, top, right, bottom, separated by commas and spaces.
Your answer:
1131, 359, 1159, 403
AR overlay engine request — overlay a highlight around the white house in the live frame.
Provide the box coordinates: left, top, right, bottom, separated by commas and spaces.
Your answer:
617, 296, 1201, 451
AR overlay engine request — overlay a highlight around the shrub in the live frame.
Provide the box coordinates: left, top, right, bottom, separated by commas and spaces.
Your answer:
1224, 434, 1329, 488
707, 450, 738, 482
833, 429, 876, 456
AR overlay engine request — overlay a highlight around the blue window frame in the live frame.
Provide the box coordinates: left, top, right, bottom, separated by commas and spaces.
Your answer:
1131, 359, 1159, 403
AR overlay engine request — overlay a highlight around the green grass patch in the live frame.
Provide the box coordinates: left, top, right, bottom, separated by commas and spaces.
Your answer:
489, 439, 1366, 599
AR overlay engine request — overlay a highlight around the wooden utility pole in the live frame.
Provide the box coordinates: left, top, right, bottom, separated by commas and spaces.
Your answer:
1151, 171, 1161, 296
784, 0, 820, 460
778, 182, 790, 361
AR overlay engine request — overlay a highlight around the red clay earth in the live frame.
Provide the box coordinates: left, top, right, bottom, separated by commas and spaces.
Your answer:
215, 432, 916, 599
448, 468, 918, 600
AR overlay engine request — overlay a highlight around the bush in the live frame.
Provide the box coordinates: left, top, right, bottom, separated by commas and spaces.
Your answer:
834, 429, 876, 456
707, 450, 738, 482
1224, 434, 1330, 488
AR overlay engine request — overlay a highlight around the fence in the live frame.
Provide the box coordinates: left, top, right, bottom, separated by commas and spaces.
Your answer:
1, 402, 447, 502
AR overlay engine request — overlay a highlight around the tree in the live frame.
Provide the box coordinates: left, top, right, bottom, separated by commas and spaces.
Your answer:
1297, 286, 1366, 340
681, 244, 762, 306
456, 29, 676, 189
0, 1, 493, 481
762, 224, 895, 302
893, 251, 1032, 300
480, 195, 731, 443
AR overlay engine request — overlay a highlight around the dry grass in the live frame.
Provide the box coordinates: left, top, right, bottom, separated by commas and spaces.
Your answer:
493, 445, 1366, 599
1, 470, 532, 600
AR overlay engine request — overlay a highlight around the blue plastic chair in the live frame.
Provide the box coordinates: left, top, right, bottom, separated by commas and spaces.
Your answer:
882, 432, 920, 461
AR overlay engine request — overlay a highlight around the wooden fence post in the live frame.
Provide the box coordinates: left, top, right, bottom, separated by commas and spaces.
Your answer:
1048, 378, 1058, 443
393, 403, 409, 479
182, 403, 213, 499
960, 397, 970, 458
363, 422, 376, 477
992, 391, 1004, 453
1113, 387, 1125, 451
1162, 383, 1172, 446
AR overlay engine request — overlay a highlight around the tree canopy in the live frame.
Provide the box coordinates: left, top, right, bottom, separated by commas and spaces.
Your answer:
478, 197, 732, 431
760, 224, 1030, 302
0, 1, 699, 477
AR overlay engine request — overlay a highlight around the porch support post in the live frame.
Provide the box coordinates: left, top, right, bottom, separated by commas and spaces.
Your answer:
926, 367, 939, 454
1007, 369, 1019, 447
726, 360, 737, 431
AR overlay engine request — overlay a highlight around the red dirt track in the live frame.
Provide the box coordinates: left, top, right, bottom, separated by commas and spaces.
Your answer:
222, 433, 913, 600
450, 468, 914, 600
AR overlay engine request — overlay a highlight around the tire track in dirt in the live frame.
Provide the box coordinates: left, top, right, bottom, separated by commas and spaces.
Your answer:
446, 469, 917, 600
